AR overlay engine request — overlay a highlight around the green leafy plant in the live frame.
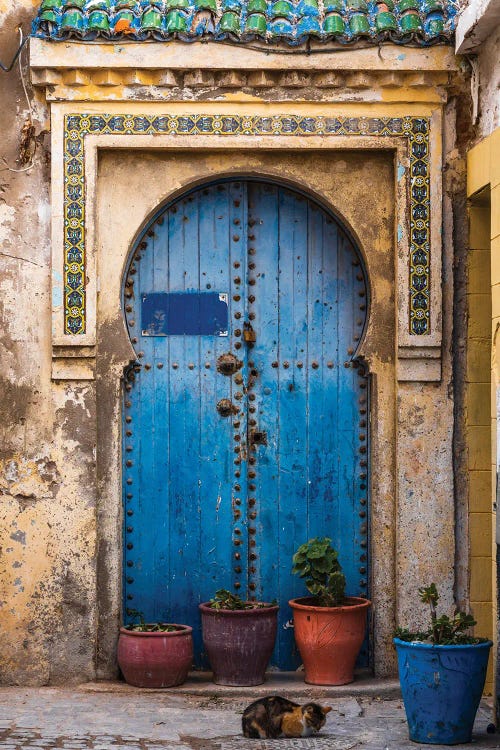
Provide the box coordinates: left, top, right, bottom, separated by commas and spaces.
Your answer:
125, 608, 179, 632
292, 537, 346, 607
394, 583, 485, 645
208, 589, 276, 610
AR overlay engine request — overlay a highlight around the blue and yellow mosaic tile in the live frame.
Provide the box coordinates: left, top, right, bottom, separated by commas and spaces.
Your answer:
34, 0, 458, 46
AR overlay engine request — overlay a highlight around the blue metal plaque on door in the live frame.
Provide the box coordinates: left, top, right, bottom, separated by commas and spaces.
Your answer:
141, 291, 229, 336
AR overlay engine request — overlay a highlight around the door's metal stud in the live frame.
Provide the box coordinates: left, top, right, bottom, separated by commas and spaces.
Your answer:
235, 342, 242, 349
327, 361, 334, 368
234, 582, 241, 588
249, 484, 256, 491
233, 295, 241, 301
352, 260, 360, 267
283, 362, 289, 369
249, 296, 255, 303
205, 363, 211, 369
249, 512, 257, 520
126, 493, 133, 499
126, 576, 134, 583
234, 277, 241, 285
250, 552, 257, 561
145, 364, 151, 371
360, 304, 366, 311
235, 470, 241, 477
360, 541, 367, 548
249, 248, 256, 255
249, 457, 256, 464
126, 430, 132, 437
360, 497, 367, 505
249, 567, 256, 574
272, 361, 279, 368
249, 262, 256, 270
234, 435, 241, 442
125, 384, 132, 392
249, 583, 256, 590
234, 510, 241, 519
127, 543, 133, 550
360, 523, 367, 534
126, 526, 133, 533
233, 219, 241, 226
234, 458, 241, 465
234, 447, 240, 454
233, 235, 240, 242
234, 566, 242, 573
126, 305, 133, 313
353, 335, 360, 341
126, 478, 133, 485
358, 291, 366, 297
127, 510, 133, 516
126, 460, 133, 468
126, 445, 133, 452
233, 539, 242, 546
131, 337, 138, 344
125, 416, 132, 423
234, 261, 240, 268
360, 580, 367, 587
297, 362, 303, 368
248, 498, 256, 506
249, 539, 256, 547
234, 330, 242, 337
248, 394, 256, 401
172, 363, 178, 369
359, 382, 367, 389
234, 552, 241, 560
248, 279, 256, 286
248, 234, 255, 240
312, 361, 319, 369
249, 419, 257, 426
359, 446, 367, 454
359, 434, 366, 441
359, 566, 366, 574
359, 511, 367, 518
125, 401, 132, 408
233, 421, 241, 428
234, 498, 241, 505
157, 363, 164, 369
234, 484, 241, 491
129, 319, 136, 327
249, 406, 256, 413
360, 419, 367, 427
127, 560, 134, 567
234, 392, 243, 400
248, 313, 256, 322
249, 528, 256, 535
360, 459, 368, 467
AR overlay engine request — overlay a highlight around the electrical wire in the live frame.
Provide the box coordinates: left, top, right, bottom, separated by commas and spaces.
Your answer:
1, 28, 36, 173
0, 29, 30, 72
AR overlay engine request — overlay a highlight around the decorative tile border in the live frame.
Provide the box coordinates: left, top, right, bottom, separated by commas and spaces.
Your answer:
63, 113, 430, 335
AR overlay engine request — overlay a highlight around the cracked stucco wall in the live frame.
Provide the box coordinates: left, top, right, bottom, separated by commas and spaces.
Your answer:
0, 0, 98, 684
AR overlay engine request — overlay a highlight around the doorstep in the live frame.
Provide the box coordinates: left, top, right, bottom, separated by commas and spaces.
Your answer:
79, 671, 401, 699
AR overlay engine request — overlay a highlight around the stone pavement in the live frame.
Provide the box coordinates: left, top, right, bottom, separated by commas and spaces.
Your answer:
0, 682, 498, 750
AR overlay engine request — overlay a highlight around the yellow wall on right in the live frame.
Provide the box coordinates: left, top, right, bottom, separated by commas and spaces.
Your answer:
467, 127, 500, 695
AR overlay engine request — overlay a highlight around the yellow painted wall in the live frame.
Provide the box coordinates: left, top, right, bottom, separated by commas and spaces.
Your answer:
467, 126, 500, 695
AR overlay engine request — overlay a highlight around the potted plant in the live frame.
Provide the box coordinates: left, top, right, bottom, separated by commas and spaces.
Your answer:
289, 537, 371, 686
199, 589, 279, 686
394, 583, 492, 745
117, 611, 193, 688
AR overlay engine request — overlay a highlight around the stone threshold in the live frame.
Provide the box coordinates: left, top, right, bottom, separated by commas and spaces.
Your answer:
79, 672, 401, 699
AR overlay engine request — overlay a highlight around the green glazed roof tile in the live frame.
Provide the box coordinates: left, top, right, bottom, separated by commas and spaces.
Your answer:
33, 0, 459, 45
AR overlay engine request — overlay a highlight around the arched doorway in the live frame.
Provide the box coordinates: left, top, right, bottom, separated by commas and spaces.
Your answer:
121, 178, 369, 669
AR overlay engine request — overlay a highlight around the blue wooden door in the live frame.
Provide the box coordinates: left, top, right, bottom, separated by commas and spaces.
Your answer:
122, 180, 369, 669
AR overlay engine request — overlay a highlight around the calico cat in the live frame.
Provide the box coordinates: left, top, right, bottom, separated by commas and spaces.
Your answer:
242, 696, 332, 739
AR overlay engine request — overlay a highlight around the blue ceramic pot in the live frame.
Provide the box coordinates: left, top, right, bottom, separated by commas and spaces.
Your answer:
394, 637, 492, 745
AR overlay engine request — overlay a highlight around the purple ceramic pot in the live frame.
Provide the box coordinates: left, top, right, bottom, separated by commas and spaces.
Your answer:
199, 602, 278, 686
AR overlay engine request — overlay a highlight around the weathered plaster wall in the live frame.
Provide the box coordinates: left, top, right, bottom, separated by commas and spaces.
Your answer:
0, 2, 98, 684
0, 7, 467, 684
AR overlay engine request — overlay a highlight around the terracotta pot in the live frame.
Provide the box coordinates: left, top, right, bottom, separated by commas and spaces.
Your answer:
289, 596, 370, 685
199, 602, 279, 686
117, 625, 193, 688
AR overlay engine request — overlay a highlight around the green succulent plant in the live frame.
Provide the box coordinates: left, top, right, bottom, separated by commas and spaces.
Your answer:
292, 537, 346, 607
394, 583, 485, 645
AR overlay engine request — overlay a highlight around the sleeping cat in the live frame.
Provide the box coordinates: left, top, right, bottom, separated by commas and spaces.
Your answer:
242, 696, 332, 739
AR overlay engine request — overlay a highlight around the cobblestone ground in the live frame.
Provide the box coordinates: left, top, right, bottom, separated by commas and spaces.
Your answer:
0, 689, 497, 750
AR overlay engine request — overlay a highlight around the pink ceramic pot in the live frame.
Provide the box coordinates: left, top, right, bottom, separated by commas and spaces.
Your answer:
117, 625, 193, 688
